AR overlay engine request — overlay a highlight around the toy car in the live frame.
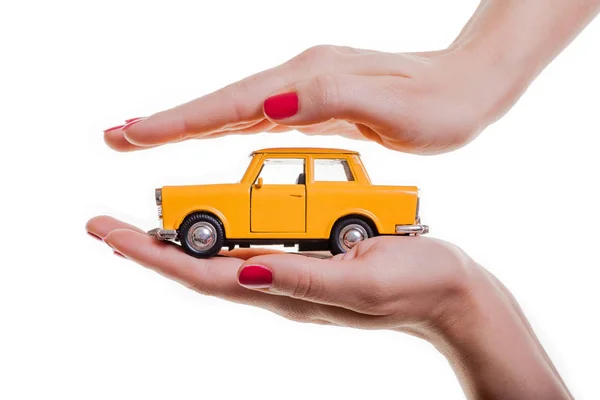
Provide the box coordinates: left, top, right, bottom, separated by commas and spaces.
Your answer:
148, 148, 428, 257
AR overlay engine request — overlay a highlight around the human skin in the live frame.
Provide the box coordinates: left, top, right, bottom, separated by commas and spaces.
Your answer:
105, 1, 600, 155
86, 216, 572, 400
94, 1, 600, 399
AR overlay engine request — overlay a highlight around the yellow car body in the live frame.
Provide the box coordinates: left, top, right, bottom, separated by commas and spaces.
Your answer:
150, 148, 428, 257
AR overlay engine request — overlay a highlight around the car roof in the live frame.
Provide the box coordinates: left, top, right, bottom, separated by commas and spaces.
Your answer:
252, 147, 359, 155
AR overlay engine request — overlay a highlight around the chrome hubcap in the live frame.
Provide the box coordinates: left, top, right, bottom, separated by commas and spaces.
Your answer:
187, 222, 217, 252
339, 224, 368, 252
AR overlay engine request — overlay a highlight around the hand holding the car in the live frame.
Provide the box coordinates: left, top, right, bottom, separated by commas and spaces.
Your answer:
86, 215, 571, 399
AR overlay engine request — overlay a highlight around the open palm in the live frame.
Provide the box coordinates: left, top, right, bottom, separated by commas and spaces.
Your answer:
87, 215, 473, 332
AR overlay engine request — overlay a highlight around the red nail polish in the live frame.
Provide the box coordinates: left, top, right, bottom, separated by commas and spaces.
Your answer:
114, 251, 126, 259
104, 124, 125, 133
87, 231, 103, 241
238, 265, 272, 288
263, 92, 299, 120
122, 118, 145, 131
125, 117, 143, 123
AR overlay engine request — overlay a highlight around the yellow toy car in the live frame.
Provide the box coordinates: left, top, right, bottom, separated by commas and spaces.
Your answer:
148, 148, 428, 257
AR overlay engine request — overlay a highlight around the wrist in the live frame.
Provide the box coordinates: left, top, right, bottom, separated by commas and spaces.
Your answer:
446, 0, 600, 128
446, 41, 534, 127
429, 265, 572, 399
427, 261, 500, 345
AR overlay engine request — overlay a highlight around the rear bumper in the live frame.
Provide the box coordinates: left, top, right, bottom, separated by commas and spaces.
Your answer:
395, 224, 429, 235
148, 228, 178, 241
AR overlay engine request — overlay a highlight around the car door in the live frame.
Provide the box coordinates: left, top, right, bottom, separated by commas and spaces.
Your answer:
306, 156, 358, 234
250, 156, 306, 233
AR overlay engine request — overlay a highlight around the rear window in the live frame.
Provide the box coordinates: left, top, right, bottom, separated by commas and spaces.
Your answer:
313, 159, 354, 182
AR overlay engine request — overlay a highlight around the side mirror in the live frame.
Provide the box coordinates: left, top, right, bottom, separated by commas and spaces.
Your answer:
254, 177, 263, 189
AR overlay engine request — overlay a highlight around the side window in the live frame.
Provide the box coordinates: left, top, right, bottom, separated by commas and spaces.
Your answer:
313, 158, 355, 182
257, 158, 305, 185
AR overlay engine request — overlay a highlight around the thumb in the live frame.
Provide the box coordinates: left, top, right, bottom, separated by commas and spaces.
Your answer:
262, 74, 389, 126
236, 254, 368, 308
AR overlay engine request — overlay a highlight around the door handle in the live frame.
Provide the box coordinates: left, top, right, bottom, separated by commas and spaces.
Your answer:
290, 194, 303, 198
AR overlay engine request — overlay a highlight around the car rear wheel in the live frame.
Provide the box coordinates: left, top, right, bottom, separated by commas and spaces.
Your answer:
330, 217, 374, 255
179, 213, 224, 258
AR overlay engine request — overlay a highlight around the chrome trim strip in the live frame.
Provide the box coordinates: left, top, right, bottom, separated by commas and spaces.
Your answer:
148, 228, 178, 241
395, 224, 429, 235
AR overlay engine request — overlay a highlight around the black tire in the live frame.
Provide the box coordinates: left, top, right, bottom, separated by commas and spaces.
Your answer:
329, 217, 375, 255
178, 213, 225, 258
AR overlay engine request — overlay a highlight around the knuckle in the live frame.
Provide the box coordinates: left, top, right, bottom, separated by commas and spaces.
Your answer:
439, 242, 476, 285
291, 267, 323, 300
309, 73, 341, 112
229, 89, 249, 123
292, 44, 338, 65
278, 303, 316, 324
177, 109, 195, 141
184, 281, 213, 297
354, 279, 392, 315
217, 80, 253, 123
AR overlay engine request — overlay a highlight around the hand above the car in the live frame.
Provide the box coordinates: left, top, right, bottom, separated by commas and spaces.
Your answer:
105, 44, 513, 155
103, 1, 599, 157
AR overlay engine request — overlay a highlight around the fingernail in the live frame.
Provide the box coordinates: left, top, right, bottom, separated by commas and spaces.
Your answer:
114, 251, 126, 259
104, 124, 125, 133
87, 231, 103, 241
263, 92, 299, 120
122, 118, 145, 131
125, 117, 143, 123
238, 265, 272, 288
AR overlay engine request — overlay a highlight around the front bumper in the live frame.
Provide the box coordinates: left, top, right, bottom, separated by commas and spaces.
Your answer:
395, 224, 429, 235
148, 228, 178, 241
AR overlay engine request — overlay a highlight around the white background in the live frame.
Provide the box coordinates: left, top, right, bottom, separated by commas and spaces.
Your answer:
1, 1, 599, 399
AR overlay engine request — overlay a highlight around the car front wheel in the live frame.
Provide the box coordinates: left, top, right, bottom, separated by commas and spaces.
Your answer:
179, 213, 225, 258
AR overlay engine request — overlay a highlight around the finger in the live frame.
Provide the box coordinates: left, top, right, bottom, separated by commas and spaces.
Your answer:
105, 121, 255, 152
266, 119, 365, 140
102, 228, 300, 309
237, 254, 386, 315
122, 65, 303, 147
101, 228, 365, 325
194, 118, 276, 140
85, 215, 260, 296
104, 128, 141, 152
220, 247, 285, 260
262, 74, 405, 128
85, 215, 146, 240
294, 120, 366, 140
104, 118, 256, 152
266, 125, 293, 133
95, 222, 391, 327
110, 47, 416, 148
104, 128, 162, 152
104, 228, 240, 292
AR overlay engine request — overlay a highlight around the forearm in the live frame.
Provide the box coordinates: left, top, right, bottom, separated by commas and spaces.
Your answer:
454, 0, 600, 75
449, 0, 600, 122
433, 267, 572, 400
